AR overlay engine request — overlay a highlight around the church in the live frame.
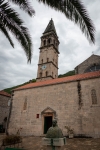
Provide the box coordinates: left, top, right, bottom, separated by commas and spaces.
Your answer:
8, 19, 100, 138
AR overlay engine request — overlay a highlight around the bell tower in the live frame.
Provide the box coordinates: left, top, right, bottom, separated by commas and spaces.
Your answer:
36, 19, 60, 82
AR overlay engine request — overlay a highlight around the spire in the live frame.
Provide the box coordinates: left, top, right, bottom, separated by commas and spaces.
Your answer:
43, 18, 57, 35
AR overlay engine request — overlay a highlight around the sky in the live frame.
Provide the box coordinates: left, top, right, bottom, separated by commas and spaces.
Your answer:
0, 0, 100, 90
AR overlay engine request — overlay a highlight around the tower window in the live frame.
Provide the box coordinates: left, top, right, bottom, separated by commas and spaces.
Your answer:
41, 59, 43, 63
91, 89, 97, 104
47, 58, 49, 62
43, 40, 46, 46
55, 75, 56, 78
36, 114, 39, 118
48, 38, 51, 44
40, 72, 42, 78
54, 40, 55, 45
46, 71, 48, 77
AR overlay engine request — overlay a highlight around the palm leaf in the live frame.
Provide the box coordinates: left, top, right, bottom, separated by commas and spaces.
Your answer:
0, 23, 14, 47
37, 0, 95, 44
0, 0, 32, 62
21, 26, 33, 63
8, 0, 35, 16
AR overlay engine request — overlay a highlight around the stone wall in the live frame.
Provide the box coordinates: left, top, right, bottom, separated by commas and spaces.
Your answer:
75, 55, 100, 74
8, 77, 100, 138
37, 45, 58, 82
0, 95, 10, 124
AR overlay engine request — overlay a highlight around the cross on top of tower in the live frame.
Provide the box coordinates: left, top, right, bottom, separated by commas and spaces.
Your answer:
43, 18, 57, 36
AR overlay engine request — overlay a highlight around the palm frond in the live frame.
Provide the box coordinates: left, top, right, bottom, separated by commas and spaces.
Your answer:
8, 0, 35, 16
37, 0, 95, 44
0, 0, 32, 62
0, 23, 14, 47
21, 26, 33, 63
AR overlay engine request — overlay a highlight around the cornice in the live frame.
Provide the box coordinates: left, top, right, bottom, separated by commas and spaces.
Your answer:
36, 75, 54, 80
39, 44, 60, 54
38, 61, 59, 69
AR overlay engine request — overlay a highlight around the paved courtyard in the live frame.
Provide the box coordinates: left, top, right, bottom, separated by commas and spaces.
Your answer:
0, 135, 100, 150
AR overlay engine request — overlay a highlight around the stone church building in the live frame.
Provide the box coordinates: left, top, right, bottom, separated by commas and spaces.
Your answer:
8, 19, 100, 138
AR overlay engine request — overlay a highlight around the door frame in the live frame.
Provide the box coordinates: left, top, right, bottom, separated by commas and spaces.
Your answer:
44, 115, 52, 134
42, 113, 53, 134
41, 107, 56, 134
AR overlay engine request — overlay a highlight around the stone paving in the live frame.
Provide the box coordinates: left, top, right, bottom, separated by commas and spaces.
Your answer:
0, 135, 100, 150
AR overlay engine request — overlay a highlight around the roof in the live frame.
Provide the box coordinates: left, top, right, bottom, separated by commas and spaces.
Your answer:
43, 18, 57, 35
75, 54, 100, 68
14, 71, 100, 91
0, 91, 11, 97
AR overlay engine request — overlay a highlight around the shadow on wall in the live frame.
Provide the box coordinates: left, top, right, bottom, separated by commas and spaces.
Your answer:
0, 117, 7, 133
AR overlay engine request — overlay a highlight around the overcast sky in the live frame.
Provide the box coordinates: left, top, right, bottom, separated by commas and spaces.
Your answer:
0, 0, 100, 90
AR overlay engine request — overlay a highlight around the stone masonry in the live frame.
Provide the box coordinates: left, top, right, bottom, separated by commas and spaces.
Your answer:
36, 19, 59, 82
37, 46, 58, 81
7, 19, 100, 138
75, 54, 100, 74
8, 76, 100, 138
0, 91, 10, 125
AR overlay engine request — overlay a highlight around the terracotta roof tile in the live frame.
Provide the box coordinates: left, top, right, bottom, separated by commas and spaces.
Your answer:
14, 71, 100, 91
0, 91, 11, 97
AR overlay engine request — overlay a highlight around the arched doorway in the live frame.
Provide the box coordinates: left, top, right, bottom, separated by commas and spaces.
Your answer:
41, 107, 56, 134
44, 116, 52, 134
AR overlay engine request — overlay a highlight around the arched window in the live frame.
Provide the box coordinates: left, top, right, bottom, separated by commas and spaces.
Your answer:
41, 59, 43, 63
47, 58, 49, 62
91, 89, 97, 104
40, 72, 42, 78
84, 64, 100, 73
46, 71, 48, 77
55, 75, 56, 78
23, 97, 27, 110
43, 40, 46, 46
48, 38, 52, 44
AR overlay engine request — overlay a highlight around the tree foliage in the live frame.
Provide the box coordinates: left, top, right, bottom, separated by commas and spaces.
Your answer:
0, 0, 35, 63
0, 0, 95, 62
38, 0, 95, 44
